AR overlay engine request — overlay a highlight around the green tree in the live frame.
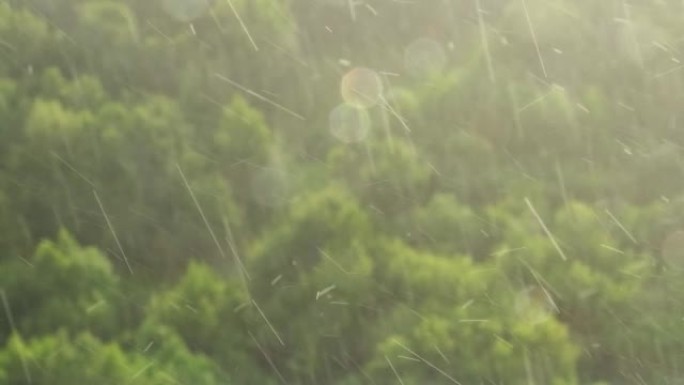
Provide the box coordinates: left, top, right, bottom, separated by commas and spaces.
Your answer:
143, 262, 271, 384
0, 230, 118, 341
0, 331, 226, 385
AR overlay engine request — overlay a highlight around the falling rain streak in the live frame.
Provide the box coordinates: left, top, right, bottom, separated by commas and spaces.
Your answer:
214, 74, 306, 120
252, 300, 285, 346
525, 197, 568, 261
93, 190, 133, 274
176, 164, 229, 261
521, 0, 547, 78
394, 340, 464, 385
225, 0, 259, 51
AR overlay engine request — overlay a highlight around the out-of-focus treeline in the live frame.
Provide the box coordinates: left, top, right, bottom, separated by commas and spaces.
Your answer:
2, 0, 684, 384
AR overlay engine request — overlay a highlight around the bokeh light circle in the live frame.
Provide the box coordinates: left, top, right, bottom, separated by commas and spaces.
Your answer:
404, 38, 447, 78
329, 103, 371, 144
340, 67, 383, 109
162, 0, 212, 22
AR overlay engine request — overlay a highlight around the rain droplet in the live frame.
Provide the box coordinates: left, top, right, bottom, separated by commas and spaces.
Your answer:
162, 0, 212, 23
340, 67, 383, 109
329, 103, 371, 143
404, 38, 447, 78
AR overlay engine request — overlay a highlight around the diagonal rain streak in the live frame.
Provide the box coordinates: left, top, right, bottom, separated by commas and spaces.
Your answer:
213, 74, 305, 120
176, 163, 229, 260
93, 190, 134, 274
225, 0, 259, 51
524, 197, 568, 261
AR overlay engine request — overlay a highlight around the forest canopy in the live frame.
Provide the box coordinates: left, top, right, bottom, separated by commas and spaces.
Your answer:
2, 0, 684, 384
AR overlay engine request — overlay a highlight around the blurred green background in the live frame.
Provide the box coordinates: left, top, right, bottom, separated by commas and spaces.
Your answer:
2, 0, 684, 383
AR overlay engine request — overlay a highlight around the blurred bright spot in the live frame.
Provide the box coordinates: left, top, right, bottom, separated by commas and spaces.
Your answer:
250, 168, 289, 208
515, 286, 555, 324
404, 38, 446, 78
329, 103, 371, 143
162, 0, 212, 22
340, 67, 383, 109
662, 230, 684, 270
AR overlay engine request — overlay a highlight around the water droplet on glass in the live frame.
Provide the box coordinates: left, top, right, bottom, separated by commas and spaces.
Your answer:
404, 38, 447, 78
340, 67, 383, 109
329, 103, 371, 143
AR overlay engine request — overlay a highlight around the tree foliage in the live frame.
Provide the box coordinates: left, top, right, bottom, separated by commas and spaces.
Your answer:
2, 0, 684, 383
